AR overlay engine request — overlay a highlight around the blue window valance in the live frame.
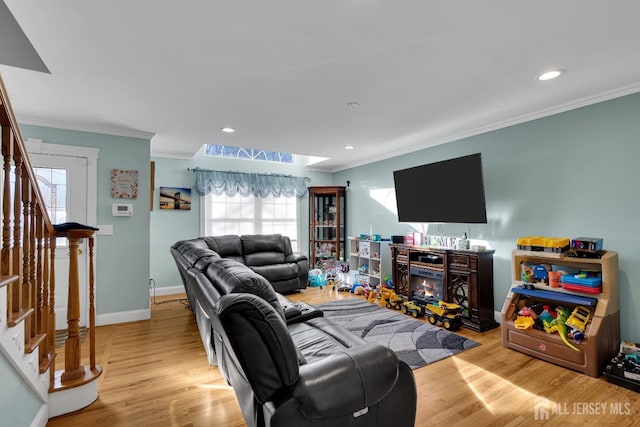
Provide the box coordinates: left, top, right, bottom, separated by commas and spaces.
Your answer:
193, 168, 309, 198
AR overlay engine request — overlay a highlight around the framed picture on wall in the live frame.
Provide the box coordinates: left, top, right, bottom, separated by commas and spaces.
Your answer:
111, 169, 139, 199
150, 161, 155, 211
159, 186, 191, 210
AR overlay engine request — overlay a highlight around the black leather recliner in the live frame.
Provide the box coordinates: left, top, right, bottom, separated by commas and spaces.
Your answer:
171, 236, 314, 366
173, 234, 309, 294
207, 292, 417, 427
172, 235, 417, 427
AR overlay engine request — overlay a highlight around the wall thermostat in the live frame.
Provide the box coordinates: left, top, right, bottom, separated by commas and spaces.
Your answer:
112, 203, 133, 217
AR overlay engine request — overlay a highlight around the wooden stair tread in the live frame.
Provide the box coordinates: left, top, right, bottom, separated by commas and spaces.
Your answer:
25, 332, 46, 354
39, 352, 56, 374
7, 307, 35, 327
50, 365, 102, 393
0, 274, 19, 288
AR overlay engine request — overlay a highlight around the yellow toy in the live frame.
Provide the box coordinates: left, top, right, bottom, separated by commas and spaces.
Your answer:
565, 306, 592, 333
565, 306, 592, 343
543, 307, 580, 352
424, 300, 463, 330
367, 288, 379, 303
401, 300, 425, 318
514, 316, 535, 329
379, 287, 403, 310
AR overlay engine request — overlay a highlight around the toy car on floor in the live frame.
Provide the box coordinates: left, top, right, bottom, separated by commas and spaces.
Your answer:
378, 288, 403, 310
424, 300, 463, 331
401, 300, 425, 318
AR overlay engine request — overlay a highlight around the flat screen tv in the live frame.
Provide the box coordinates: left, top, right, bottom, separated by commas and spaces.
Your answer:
393, 153, 487, 224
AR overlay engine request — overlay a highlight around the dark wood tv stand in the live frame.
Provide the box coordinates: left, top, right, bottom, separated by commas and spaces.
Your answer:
390, 244, 498, 332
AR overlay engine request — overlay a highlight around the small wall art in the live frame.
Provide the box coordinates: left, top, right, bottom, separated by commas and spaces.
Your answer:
111, 169, 139, 199
159, 186, 192, 210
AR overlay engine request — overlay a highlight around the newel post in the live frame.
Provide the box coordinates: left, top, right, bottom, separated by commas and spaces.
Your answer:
53, 223, 101, 385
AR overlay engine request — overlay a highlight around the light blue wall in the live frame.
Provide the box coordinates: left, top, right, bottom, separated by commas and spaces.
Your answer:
334, 91, 640, 342
18, 125, 151, 316
16, 92, 640, 344
149, 148, 333, 288
0, 352, 42, 427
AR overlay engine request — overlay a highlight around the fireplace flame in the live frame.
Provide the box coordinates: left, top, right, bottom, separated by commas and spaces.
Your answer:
421, 281, 435, 297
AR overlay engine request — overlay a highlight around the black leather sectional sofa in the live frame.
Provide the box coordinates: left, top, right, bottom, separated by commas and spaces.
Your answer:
171, 234, 417, 427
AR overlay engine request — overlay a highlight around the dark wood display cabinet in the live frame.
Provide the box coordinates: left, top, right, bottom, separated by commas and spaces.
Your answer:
308, 186, 346, 268
390, 244, 498, 332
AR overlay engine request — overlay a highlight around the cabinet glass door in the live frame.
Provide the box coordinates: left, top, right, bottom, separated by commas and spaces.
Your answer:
309, 186, 346, 268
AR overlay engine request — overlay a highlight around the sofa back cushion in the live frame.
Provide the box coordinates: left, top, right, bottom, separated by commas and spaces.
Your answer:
215, 293, 299, 404
204, 258, 285, 320
282, 235, 294, 256
242, 234, 286, 266
173, 239, 221, 270
203, 235, 245, 264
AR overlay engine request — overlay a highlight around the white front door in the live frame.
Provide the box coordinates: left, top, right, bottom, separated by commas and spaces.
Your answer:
29, 152, 89, 329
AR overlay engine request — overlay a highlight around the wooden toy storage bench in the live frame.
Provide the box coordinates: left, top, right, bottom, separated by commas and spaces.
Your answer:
501, 249, 620, 377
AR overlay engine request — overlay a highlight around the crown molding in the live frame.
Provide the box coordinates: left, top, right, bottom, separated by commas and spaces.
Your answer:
16, 114, 155, 140
328, 82, 640, 173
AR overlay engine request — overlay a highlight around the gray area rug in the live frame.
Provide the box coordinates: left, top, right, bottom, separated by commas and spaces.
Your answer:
314, 299, 480, 369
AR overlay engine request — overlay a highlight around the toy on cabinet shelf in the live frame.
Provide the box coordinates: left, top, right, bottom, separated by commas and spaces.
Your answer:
349, 237, 389, 291
520, 261, 535, 283
514, 306, 538, 330
543, 307, 580, 352
360, 241, 370, 258
514, 316, 535, 330
533, 264, 551, 284
538, 305, 556, 323
565, 306, 592, 343
518, 306, 538, 319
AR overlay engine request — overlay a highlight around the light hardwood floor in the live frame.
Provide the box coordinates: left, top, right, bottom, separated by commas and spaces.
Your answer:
47, 288, 638, 426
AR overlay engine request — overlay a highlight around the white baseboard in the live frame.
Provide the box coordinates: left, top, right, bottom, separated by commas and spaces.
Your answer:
95, 308, 150, 326
48, 373, 99, 418
149, 285, 184, 297
94, 285, 184, 326
30, 404, 48, 427
494, 310, 502, 325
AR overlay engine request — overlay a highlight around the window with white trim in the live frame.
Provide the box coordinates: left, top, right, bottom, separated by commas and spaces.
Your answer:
202, 192, 299, 251
204, 144, 294, 164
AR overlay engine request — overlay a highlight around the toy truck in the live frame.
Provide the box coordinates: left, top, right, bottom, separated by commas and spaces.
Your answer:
423, 300, 463, 330
565, 305, 592, 342
401, 300, 425, 318
379, 287, 404, 310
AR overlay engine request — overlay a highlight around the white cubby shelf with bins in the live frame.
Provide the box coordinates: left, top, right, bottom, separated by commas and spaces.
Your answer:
348, 238, 390, 288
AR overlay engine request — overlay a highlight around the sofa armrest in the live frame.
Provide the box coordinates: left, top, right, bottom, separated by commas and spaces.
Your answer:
286, 253, 309, 287
285, 253, 307, 264
292, 343, 399, 419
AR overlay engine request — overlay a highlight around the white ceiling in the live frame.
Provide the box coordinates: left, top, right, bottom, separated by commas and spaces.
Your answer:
2, 1, 640, 172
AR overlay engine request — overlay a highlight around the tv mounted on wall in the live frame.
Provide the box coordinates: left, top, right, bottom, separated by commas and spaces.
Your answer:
393, 153, 487, 224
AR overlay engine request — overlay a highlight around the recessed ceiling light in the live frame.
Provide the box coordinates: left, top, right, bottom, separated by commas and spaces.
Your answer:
346, 102, 360, 110
220, 127, 235, 133
537, 69, 564, 81
344, 145, 355, 150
